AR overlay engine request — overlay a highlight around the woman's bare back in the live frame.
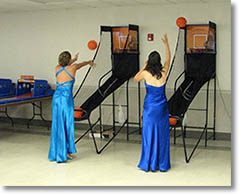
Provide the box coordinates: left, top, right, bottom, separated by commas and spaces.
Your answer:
143, 70, 167, 87
55, 65, 76, 84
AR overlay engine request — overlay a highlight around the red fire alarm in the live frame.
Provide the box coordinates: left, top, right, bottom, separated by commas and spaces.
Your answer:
147, 33, 154, 41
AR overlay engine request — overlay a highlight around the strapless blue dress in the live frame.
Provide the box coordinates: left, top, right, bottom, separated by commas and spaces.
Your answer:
48, 66, 77, 163
138, 82, 170, 172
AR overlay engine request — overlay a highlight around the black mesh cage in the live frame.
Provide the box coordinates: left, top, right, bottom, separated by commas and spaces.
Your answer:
185, 53, 216, 80
112, 53, 139, 80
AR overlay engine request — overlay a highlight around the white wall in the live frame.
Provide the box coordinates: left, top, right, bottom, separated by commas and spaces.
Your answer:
0, 1, 231, 133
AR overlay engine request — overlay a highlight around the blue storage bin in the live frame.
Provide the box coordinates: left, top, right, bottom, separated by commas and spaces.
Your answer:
16, 80, 33, 96
33, 80, 49, 97
0, 79, 16, 97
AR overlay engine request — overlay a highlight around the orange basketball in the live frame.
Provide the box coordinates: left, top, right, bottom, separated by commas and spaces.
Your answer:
88, 40, 97, 50
74, 107, 83, 119
169, 117, 177, 126
176, 17, 187, 28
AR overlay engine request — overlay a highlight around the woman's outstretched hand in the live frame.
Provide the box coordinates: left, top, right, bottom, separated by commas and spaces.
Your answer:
89, 60, 96, 68
73, 52, 79, 61
161, 33, 169, 45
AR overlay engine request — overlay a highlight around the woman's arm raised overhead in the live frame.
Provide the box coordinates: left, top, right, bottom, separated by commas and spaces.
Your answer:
161, 34, 171, 75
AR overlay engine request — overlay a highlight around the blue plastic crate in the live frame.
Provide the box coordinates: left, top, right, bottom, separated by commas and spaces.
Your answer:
0, 79, 16, 97
46, 84, 55, 96
16, 80, 33, 96
33, 80, 49, 97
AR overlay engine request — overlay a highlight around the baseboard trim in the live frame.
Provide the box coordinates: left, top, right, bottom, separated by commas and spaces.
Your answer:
0, 117, 231, 141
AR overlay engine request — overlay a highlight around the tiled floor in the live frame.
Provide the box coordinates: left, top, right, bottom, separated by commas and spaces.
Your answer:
0, 124, 231, 186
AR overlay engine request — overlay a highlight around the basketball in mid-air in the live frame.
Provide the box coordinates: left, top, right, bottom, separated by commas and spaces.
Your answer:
88, 40, 98, 50
176, 17, 187, 28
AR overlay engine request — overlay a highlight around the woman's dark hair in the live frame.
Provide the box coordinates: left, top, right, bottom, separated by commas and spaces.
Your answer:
144, 51, 163, 79
58, 51, 71, 67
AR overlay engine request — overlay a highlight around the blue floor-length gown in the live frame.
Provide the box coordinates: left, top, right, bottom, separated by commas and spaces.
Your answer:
48, 66, 77, 163
138, 82, 170, 172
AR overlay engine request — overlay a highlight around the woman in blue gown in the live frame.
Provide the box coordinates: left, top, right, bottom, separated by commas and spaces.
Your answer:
134, 34, 171, 172
48, 51, 94, 163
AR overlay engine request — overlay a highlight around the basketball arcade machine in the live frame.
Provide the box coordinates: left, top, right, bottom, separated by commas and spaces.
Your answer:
168, 19, 217, 162
74, 24, 141, 154
184, 22, 216, 141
